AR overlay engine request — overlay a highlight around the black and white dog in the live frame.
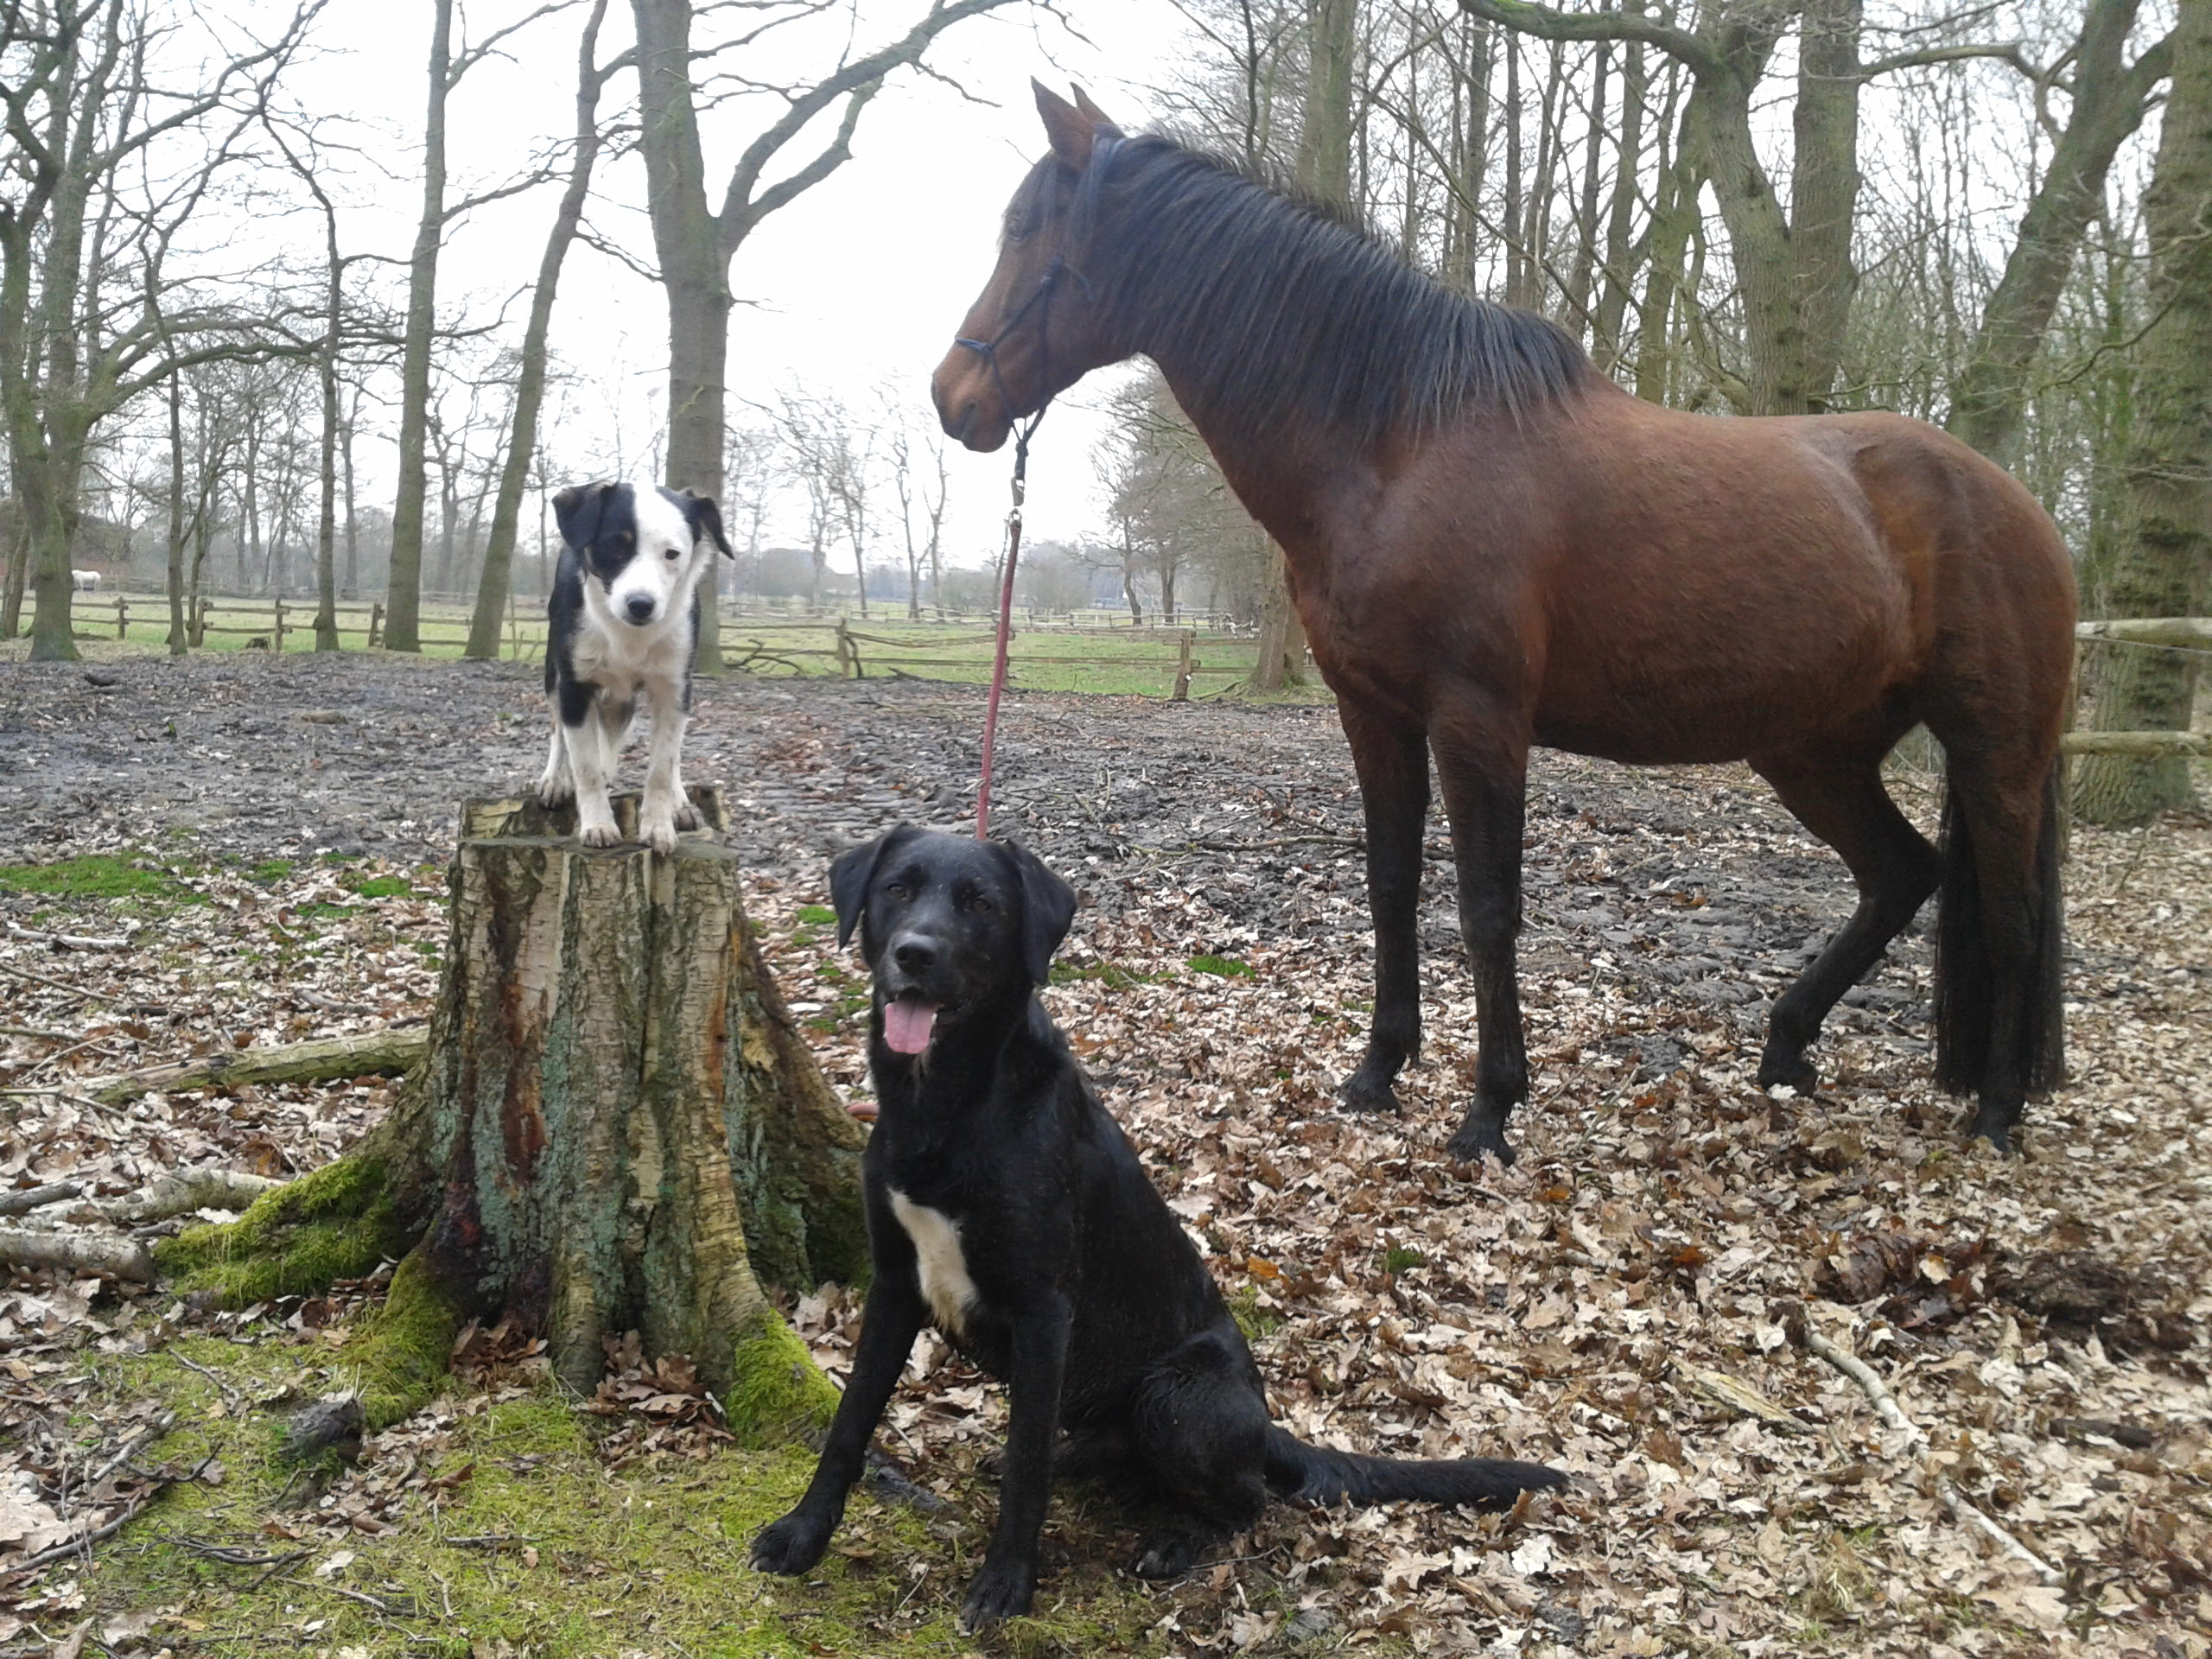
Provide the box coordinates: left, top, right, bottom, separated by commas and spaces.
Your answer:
538, 481, 731, 855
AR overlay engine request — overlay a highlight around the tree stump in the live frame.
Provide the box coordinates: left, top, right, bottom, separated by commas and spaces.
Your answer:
158, 787, 868, 1437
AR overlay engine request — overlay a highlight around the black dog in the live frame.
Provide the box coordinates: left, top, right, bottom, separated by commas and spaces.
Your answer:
750, 826, 1564, 1630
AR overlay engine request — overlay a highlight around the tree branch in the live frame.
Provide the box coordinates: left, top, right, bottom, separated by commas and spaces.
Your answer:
1456, 0, 1725, 82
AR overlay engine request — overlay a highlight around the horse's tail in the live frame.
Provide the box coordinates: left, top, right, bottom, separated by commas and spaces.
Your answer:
1262, 1427, 1563, 1510
1933, 759, 2065, 1096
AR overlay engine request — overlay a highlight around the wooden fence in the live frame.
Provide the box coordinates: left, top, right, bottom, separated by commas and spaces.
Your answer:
2062, 618, 2212, 759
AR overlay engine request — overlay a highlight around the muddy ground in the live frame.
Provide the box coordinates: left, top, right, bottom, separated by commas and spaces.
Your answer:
2, 647, 2209, 1657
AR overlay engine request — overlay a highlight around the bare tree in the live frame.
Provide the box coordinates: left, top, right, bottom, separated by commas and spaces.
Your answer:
628, 0, 1020, 672
0, 0, 321, 661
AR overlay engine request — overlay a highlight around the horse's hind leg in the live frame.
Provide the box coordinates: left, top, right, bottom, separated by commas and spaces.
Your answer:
1338, 699, 1432, 1115
1429, 710, 1531, 1165
1749, 749, 1943, 1094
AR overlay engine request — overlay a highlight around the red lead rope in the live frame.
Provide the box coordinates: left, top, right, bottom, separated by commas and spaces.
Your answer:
974, 423, 1033, 841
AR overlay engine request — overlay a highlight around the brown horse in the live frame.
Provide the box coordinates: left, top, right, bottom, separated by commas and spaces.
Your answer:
932, 86, 2075, 1163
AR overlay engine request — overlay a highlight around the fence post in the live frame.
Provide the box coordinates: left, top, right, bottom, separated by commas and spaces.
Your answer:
193, 596, 210, 648
835, 616, 855, 678
1173, 628, 1194, 702
273, 597, 286, 653
115, 593, 127, 641
368, 601, 383, 650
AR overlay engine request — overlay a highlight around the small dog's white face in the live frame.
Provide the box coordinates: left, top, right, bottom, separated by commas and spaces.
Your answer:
586, 485, 710, 629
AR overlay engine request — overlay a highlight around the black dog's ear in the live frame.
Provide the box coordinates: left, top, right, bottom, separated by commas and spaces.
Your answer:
828, 825, 916, 949
677, 488, 734, 558
552, 482, 613, 550
1000, 838, 1077, 986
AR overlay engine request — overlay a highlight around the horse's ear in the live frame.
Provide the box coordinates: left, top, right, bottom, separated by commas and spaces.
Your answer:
1070, 86, 1122, 139
1033, 79, 1096, 171
552, 482, 612, 550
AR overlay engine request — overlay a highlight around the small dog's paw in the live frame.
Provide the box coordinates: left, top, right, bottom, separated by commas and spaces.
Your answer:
1130, 1533, 1196, 1580
578, 820, 623, 849
750, 1512, 831, 1576
672, 798, 702, 832
536, 777, 574, 808
641, 819, 678, 857
958, 1561, 1035, 1632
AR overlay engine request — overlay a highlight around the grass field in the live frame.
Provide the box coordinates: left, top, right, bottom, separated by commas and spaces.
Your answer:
58, 588, 1318, 701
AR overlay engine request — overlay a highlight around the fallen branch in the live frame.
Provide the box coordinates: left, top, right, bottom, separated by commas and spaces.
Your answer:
86, 1025, 428, 1106
103, 1166, 284, 1224
1799, 1324, 2063, 1587
0, 1183, 83, 1217
4, 922, 135, 950
0, 958, 115, 1005
5, 1484, 168, 1573
1667, 1355, 1814, 1435
79, 1412, 178, 1502
0, 1227, 153, 1281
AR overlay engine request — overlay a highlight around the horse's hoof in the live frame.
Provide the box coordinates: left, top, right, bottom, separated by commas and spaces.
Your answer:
1756, 1053, 1818, 1095
1967, 1118, 2017, 1156
1338, 1070, 1402, 1115
1446, 1116, 1516, 1167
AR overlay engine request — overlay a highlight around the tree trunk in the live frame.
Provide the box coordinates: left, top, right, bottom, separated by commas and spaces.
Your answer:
1946, 0, 2169, 466
385, 0, 454, 656
156, 790, 866, 1437
165, 377, 187, 655
468, 0, 613, 675
2074, 0, 2212, 826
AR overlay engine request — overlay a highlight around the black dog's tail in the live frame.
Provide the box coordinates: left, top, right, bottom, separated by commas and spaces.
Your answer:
1262, 1427, 1564, 1510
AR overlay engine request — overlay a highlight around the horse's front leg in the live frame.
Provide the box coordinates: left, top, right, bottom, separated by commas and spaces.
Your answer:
1431, 716, 1530, 1166
1337, 700, 1431, 1115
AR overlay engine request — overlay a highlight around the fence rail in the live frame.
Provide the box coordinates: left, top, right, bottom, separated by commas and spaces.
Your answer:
2069, 616, 2212, 760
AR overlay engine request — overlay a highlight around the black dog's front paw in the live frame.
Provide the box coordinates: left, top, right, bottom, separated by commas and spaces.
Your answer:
959, 1560, 1036, 1632
1131, 1532, 1197, 1580
750, 1510, 833, 1576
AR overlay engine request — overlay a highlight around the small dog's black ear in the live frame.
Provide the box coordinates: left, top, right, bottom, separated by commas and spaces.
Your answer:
1001, 838, 1077, 986
680, 490, 734, 558
553, 483, 612, 550
828, 825, 914, 949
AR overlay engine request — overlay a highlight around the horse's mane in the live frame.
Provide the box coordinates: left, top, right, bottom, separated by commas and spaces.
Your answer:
1081, 135, 1588, 442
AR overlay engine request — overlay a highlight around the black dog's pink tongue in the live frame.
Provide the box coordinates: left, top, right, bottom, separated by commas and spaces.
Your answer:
882, 995, 939, 1055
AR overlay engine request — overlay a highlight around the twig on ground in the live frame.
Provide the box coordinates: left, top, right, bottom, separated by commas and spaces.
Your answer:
1668, 1355, 1815, 1435
102, 1166, 284, 1224
5, 1482, 168, 1573
0, 1024, 78, 1041
0, 1182, 83, 1217
79, 1410, 178, 1499
283, 1578, 413, 1618
0, 958, 113, 1004
168, 1351, 247, 1413
1798, 1323, 2063, 1587
4, 923, 135, 950
173, 1537, 311, 1569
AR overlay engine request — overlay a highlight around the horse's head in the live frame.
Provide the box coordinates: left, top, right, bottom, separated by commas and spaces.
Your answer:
931, 82, 1124, 453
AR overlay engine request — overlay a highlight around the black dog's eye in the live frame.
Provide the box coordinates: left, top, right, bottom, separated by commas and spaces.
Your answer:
966, 894, 993, 913
664, 547, 680, 561
883, 881, 909, 901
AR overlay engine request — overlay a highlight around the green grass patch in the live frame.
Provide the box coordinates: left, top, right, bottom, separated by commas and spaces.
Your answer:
1186, 954, 1254, 979
1381, 1246, 1426, 1275
796, 904, 837, 925
248, 858, 296, 883
347, 874, 416, 899
73, 1330, 1173, 1657
1227, 1281, 1287, 1343
0, 853, 193, 902
1049, 958, 1174, 990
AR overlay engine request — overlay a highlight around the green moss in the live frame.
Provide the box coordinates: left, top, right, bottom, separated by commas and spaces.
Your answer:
724, 1307, 840, 1446
1382, 1246, 1426, 1275
796, 904, 837, 925
78, 1340, 1171, 1657
343, 1249, 467, 1432
1228, 1281, 1287, 1342
348, 874, 416, 899
0, 853, 194, 901
248, 857, 295, 882
1187, 954, 1254, 979
154, 1152, 413, 1306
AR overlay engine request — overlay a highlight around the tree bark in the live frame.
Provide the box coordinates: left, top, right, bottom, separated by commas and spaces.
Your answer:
2074, 0, 2212, 825
467, 0, 612, 662
154, 791, 867, 1437
385, 0, 454, 656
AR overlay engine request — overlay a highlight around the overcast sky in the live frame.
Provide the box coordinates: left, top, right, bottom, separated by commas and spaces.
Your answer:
270, 0, 1192, 569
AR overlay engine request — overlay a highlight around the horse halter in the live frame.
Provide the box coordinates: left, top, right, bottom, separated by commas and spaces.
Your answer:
950, 135, 1120, 455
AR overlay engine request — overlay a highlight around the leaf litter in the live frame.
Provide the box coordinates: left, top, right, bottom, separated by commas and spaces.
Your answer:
0, 651, 2208, 1656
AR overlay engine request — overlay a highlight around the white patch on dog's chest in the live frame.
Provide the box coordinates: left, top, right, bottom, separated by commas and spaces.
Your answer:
887, 1189, 978, 1337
